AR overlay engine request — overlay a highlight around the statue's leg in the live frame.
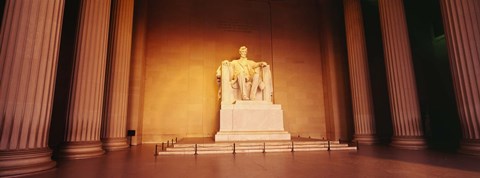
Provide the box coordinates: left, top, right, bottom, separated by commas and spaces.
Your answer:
250, 74, 260, 100
238, 73, 249, 100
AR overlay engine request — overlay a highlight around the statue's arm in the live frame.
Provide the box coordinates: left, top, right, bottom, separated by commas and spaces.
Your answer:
228, 61, 236, 80
252, 61, 268, 68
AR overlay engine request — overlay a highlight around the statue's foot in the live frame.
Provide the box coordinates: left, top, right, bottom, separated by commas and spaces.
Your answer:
242, 95, 250, 100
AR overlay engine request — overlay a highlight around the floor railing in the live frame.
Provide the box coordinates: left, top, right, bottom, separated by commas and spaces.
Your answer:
154, 137, 178, 156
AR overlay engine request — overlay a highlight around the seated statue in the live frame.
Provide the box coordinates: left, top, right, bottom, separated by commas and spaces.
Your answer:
216, 46, 273, 104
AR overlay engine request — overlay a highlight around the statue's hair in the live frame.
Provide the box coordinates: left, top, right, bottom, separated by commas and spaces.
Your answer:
239, 46, 247, 52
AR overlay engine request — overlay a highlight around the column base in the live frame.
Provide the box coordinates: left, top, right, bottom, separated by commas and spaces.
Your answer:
131, 136, 142, 146
459, 140, 480, 156
102, 137, 129, 151
390, 136, 427, 150
354, 134, 379, 145
57, 141, 105, 159
0, 148, 56, 177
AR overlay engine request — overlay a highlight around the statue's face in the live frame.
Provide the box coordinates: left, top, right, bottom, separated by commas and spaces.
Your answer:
239, 48, 247, 58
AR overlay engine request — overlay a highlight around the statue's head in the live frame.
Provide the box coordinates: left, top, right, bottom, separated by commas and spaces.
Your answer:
239, 46, 247, 58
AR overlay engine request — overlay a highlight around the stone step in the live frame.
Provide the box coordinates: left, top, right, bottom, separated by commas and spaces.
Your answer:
292, 147, 329, 151
167, 145, 348, 151
160, 145, 356, 155
157, 139, 356, 155
195, 150, 235, 154
158, 146, 356, 155
158, 151, 195, 155
173, 143, 232, 148
169, 142, 348, 148
330, 147, 358, 151
170, 144, 347, 150
172, 141, 342, 148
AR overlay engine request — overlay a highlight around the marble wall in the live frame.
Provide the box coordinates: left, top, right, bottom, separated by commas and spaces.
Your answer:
270, 0, 329, 139
142, 0, 351, 142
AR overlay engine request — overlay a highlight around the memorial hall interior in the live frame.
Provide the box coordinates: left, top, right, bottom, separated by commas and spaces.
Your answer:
0, 0, 479, 177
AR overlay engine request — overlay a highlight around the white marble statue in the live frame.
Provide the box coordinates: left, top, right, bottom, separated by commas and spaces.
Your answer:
216, 46, 273, 104
215, 46, 289, 141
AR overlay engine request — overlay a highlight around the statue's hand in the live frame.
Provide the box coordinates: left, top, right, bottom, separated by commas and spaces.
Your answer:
261, 62, 267, 67
230, 80, 239, 89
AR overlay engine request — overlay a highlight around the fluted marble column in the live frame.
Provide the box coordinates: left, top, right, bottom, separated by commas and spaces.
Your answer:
101, 0, 134, 151
440, 0, 480, 155
343, 0, 378, 144
378, 0, 426, 149
57, 0, 111, 159
0, 0, 64, 176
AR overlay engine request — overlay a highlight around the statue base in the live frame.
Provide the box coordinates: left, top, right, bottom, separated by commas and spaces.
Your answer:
215, 101, 291, 142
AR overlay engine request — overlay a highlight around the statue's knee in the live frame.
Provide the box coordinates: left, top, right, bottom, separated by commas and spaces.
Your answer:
238, 73, 246, 79
231, 82, 239, 89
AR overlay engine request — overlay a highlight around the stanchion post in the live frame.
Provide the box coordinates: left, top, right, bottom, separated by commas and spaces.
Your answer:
162, 142, 165, 151
233, 143, 236, 154
263, 143, 266, 153
195, 144, 198, 155
155, 144, 158, 156
291, 141, 294, 152
328, 141, 331, 151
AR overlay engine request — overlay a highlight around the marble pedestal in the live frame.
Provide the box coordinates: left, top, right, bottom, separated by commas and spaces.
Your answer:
215, 101, 291, 141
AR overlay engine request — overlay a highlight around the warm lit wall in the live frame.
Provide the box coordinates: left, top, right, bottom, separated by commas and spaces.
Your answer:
270, 0, 328, 138
143, 0, 341, 142
317, 0, 353, 140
